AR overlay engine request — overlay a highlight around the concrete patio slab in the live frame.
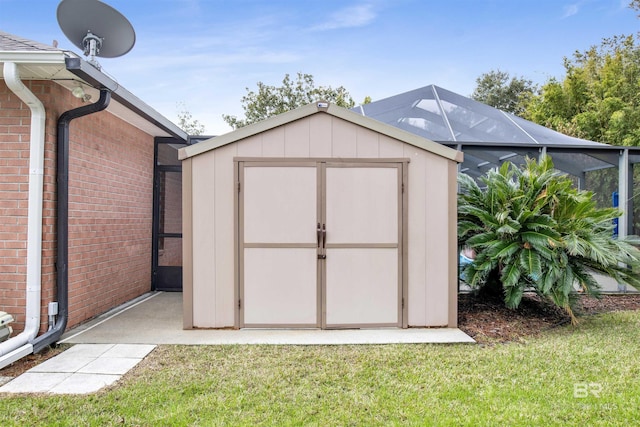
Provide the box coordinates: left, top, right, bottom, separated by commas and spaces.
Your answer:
28, 356, 97, 373
58, 343, 114, 358
60, 292, 476, 345
102, 344, 156, 358
78, 357, 143, 375
0, 372, 73, 393
0, 343, 155, 395
49, 373, 120, 395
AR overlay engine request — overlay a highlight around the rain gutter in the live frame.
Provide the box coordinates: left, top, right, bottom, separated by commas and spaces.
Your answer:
63, 56, 188, 140
0, 62, 45, 369
31, 88, 111, 353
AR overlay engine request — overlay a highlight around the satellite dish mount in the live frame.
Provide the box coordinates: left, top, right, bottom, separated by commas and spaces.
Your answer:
57, 0, 136, 70
82, 31, 103, 67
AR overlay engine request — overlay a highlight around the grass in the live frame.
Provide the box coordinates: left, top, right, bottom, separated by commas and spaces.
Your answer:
2, 311, 640, 426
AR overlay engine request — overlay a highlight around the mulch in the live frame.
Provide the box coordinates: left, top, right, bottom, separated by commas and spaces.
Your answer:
458, 292, 640, 343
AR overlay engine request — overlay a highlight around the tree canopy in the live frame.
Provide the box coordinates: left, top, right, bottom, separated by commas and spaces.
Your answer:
471, 69, 537, 115
525, 34, 640, 146
223, 73, 355, 129
176, 102, 205, 135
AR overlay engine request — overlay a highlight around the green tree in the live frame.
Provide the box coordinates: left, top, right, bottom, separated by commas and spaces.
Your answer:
471, 69, 538, 115
458, 156, 640, 321
223, 72, 355, 129
525, 35, 640, 146
176, 102, 205, 135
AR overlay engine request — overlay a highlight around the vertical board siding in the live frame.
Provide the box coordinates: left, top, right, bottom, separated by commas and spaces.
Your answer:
182, 158, 194, 329
309, 114, 332, 157
379, 135, 406, 158
355, 127, 380, 158
404, 147, 428, 326
261, 127, 285, 157
237, 134, 263, 157
214, 145, 237, 326
191, 152, 217, 327
447, 161, 459, 327
331, 118, 357, 157
424, 152, 450, 326
284, 119, 311, 157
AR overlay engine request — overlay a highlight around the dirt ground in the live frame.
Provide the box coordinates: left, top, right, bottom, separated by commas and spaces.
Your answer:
2, 293, 640, 379
0, 345, 66, 380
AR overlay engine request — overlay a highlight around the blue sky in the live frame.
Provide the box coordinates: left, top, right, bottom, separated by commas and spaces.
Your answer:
1, 0, 638, 134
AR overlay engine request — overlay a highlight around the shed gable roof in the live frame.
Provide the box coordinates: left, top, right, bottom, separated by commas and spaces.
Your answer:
179, 102, 463, 162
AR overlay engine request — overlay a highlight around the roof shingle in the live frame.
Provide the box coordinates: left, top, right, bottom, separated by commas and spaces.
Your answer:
0, 30, 61, 52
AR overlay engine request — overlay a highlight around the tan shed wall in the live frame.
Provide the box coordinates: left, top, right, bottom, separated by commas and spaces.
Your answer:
184, 114, 458, 328
182, 158, 193, 329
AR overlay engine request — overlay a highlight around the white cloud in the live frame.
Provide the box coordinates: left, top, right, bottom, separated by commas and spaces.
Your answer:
563, 3, 580, 18
310, 3, 377, 31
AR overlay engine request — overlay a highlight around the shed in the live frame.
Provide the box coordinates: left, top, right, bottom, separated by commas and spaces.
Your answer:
180, 102, 463, 329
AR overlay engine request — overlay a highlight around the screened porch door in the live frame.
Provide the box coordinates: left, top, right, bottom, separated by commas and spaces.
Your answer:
238, 160, 404, 329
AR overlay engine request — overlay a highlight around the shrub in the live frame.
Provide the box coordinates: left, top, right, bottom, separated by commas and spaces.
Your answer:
458, 156, 640, 321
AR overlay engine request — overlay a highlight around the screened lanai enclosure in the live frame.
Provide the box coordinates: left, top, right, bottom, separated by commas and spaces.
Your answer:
353, 85, 640, 293
353, 85, 640, 246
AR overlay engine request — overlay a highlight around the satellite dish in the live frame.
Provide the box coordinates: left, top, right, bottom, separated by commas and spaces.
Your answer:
57, 0, 136, 68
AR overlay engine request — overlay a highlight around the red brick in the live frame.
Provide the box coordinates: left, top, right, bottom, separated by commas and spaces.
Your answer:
1, 80, 158, 334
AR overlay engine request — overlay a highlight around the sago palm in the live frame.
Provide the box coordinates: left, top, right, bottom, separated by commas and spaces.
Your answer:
458, 156, 640, 320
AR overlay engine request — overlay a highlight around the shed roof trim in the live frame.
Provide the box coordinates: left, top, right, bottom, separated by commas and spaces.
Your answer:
179, 102, 463, 163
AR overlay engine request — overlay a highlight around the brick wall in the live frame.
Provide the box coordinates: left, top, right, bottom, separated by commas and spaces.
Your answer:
0, 80, 155, 333
0, 81, 31, 329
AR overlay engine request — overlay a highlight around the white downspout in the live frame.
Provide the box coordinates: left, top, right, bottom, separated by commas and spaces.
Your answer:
0, 62, 45, 369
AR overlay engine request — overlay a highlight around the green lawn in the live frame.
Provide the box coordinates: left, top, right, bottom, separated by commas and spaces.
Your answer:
2, 311, 640, 426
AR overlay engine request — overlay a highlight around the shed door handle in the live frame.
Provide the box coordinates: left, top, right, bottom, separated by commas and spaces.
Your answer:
317, 223, 321, 248
321, 224, 326, 249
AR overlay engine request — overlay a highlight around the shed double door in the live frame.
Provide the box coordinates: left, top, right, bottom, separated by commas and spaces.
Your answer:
238, 160, 404, 329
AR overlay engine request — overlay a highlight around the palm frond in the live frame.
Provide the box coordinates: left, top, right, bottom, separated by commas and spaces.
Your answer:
519, 248, 542, 279
501, 261, 522, 289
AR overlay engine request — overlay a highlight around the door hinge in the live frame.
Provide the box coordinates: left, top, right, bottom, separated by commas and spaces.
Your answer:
237, 181, 241, 192
402, 298, 404, 309
238, 299, 242, 309
401, 183, 404, 193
